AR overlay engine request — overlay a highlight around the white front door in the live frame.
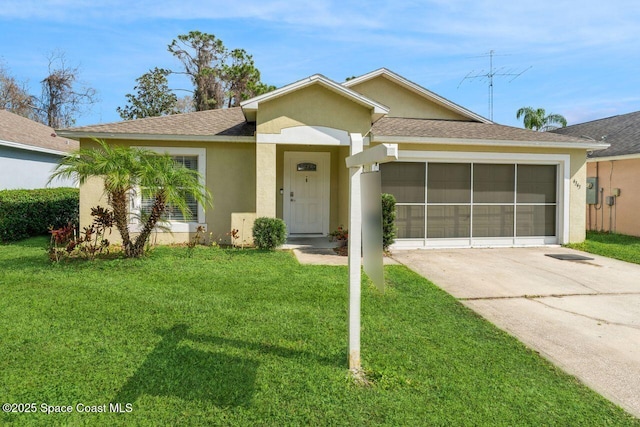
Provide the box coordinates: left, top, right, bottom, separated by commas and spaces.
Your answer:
284, 152, 330, 235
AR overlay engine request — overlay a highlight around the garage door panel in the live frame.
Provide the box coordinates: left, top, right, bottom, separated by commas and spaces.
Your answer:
427, 163, 471, 203
427, 205, 470, 238
517, 165, 557, 203
473, 164, 515, 203
396, 205, 425, 238
517, 205, 556, 236
473, 205, 514, 237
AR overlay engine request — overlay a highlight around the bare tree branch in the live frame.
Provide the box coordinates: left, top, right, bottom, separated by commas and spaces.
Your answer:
34, 51, 98, 128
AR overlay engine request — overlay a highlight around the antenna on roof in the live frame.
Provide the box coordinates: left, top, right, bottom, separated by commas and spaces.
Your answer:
458, 50, 531, 121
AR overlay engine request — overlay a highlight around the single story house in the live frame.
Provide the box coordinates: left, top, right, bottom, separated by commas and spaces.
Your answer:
552, 111, 640, 237
57, 69, 607, 248
0, 109, 78, 189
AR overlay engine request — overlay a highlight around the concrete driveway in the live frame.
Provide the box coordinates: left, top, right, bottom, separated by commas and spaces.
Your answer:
392, 246, 640, 418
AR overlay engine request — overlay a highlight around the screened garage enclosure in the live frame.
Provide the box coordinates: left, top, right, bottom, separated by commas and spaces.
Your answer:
381, 161, 560, 247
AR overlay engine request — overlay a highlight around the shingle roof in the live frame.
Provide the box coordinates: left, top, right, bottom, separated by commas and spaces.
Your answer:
60, 107, 255, 137
372, 117, 592, 144
551, 111, 640, 158
0, 109, 78, 153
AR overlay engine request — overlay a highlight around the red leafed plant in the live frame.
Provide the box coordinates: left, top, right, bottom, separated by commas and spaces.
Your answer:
48, 205, 114, 262
329, 226, 348, 241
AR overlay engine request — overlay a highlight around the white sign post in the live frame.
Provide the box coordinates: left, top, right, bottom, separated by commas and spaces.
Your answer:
345, 139, 398, 371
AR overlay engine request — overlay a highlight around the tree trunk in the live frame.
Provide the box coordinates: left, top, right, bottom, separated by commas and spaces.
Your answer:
130, 193, 166, 257
109, 190, 134, 257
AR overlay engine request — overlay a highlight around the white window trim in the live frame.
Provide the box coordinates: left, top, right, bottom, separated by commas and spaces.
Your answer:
393, 151, 571, 247
130, 146, 207, 233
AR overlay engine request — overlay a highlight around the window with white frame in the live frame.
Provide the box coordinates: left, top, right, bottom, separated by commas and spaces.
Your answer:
131, 147, 206, 232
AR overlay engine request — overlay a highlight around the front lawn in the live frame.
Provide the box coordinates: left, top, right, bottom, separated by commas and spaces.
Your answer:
1, 238, 637, 425
567, 231, 640, 265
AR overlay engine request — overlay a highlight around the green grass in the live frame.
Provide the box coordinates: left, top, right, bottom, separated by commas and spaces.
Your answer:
1, 238, 638, 426
567, 231, 640, 265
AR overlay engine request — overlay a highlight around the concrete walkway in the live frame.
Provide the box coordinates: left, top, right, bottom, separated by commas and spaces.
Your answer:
392, 246, 640, 418
284, 237, 398, 266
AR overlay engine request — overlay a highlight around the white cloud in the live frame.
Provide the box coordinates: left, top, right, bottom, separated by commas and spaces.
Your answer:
4, 0, 638, 56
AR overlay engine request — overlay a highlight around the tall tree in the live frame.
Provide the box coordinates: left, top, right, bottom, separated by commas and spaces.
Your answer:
168, 31, 274, 111
516, 107, 567, 131
0, 61, 35, 118
168, 31, 226, 111
117, 68, 178, 120
35, 51, 97, 129
222, 49, 276, 107
50, 140, 211, 258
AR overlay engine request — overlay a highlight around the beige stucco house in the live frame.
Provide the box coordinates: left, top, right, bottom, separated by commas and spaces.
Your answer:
552, 111, 640, 237
57, 69, 607, 248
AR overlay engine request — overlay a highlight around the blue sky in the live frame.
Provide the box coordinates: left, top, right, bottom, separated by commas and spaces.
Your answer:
1, 0, 639, 128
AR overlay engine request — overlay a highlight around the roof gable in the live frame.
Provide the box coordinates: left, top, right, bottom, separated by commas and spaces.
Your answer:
241, 74, 389, 122
344, 68, 490, 123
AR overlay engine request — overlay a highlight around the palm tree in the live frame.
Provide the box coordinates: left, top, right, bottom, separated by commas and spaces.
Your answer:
50, 139, 211, 258
516, 107, 567, 131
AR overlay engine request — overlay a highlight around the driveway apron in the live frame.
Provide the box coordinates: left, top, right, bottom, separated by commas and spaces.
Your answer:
392, 246, 640, 418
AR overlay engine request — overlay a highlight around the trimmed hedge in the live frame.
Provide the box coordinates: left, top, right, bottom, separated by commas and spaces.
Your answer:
382, 193, 397, 251
252, 217, 287, 250
0, 187, 79, 242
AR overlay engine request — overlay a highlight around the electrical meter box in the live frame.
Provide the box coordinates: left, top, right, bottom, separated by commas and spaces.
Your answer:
586, 177, 598, 204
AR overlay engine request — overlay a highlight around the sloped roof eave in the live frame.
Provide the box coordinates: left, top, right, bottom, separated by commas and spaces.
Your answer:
0, 109, 78, 152
0, 138, 71, 156
587, 152, 640, 162
55, 131, 256, 143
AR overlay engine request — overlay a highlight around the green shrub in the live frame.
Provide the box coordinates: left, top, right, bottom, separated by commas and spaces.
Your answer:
252, 217, 287, 250
0, 187, 79, 242
382, 193, 396, 251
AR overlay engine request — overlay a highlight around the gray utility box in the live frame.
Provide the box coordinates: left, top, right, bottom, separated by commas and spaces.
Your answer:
586, 177, 598, 204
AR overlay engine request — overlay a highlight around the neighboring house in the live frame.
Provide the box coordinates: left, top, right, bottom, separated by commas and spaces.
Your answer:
57, 69, 606, 248
552, 111, 640, 236
0, 109, 78, 189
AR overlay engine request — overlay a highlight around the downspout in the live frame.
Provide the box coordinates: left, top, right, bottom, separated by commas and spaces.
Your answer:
609, 160, 614, 233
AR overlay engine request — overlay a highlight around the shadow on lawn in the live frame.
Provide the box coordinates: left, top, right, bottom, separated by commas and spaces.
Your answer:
113, 324, 341, 408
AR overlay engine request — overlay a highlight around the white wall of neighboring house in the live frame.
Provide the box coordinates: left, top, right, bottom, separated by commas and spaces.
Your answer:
0, 143, 76, 190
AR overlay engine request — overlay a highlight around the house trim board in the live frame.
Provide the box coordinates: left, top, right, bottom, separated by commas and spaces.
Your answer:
374, 135, 609, 151
257, 126, 369, 145
0, 138, 70, 156
56, 132, 255, 143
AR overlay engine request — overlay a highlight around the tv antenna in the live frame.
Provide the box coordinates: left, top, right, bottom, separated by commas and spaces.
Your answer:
458, 50, 531, 121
